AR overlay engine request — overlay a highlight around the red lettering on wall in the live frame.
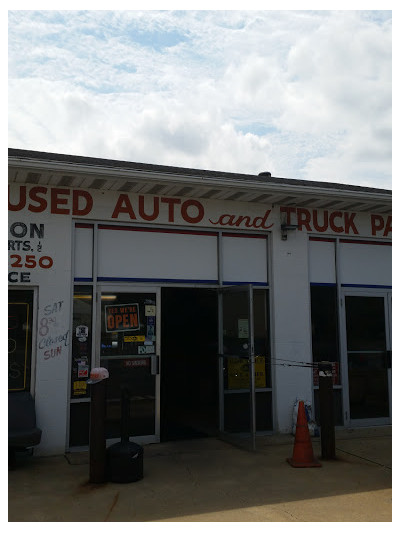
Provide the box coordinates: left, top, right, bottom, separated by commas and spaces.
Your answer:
9, 186, 94, 215
312, 210, 329, 232
235, 215, 252, 227
161, 197, 181, 222
29, 187, 48, 213
344, 212, 359, 235
138, 195, 159, 221
209, 210, 273, 229
297, 208, 312, 231
72, 190, 93, 216
181, 199, 204, 224
8, 185, 26, 211
370, 214, 391, 237
384, 216, 392, 237
252, 211, 273, 229
111, 194, 137, 219
280, 207, 296, 225
50, 188, 70, 214
209, 214, 235, 226
329, 211, 344, 233
280, 207, 360, 235
371, 214, 384, 236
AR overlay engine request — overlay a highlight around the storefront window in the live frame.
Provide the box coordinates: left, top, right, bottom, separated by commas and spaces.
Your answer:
310, 284, 343, 425
8, 289, 34, 392
222, 288, 272, 432
70, 286, 93, 399
311, 285, 340, 372
100, 292, 157, 438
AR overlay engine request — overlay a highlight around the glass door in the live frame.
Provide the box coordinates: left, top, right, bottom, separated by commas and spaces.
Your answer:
97, 286, 160, 444
344, 292, 391, 426
218, 285, 259, 450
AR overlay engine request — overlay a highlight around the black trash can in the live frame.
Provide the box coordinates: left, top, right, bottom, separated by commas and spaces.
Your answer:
107, 440, 144, 483
106, 386, 144, 483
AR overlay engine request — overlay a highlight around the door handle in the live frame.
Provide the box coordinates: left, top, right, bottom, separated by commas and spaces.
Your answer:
151, 355, 159, 375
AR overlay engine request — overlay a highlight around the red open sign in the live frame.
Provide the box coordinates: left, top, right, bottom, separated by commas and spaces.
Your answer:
105, 303, 140, 333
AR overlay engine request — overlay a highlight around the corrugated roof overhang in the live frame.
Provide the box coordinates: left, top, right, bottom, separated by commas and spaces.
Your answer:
8, 149, 392, 214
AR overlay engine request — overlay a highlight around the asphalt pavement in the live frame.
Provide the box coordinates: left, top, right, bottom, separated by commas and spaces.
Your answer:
8, 426, 392, 522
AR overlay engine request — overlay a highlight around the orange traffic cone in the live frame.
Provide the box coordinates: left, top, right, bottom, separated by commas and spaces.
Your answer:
287, 401, 321, 467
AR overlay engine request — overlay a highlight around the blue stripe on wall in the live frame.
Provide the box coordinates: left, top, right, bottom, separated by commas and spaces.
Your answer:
341, 283, 392, 289
222, 281, 269, 286
96, 277, 218, 284
310, 282, 337, 287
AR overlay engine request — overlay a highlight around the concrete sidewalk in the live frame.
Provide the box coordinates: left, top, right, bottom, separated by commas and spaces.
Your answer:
8, 426, 392, 522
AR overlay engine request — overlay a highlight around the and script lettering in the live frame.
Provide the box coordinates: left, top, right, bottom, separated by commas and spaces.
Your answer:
209, 210, 273, 229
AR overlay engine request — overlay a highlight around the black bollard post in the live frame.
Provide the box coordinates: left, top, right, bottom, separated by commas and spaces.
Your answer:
106, 386, 144, 483
318, 361, 336, 459
87, 367, 109, 483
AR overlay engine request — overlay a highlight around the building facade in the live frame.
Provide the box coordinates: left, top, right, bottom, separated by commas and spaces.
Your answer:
8, 149, 392, 456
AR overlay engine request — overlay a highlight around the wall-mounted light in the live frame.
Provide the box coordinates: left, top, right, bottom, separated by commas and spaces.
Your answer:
281, 222, 299, 240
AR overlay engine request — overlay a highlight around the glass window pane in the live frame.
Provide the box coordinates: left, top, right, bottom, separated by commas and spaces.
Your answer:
345, 296, 386, 351
71, 286, 93, 399
223, 291, 249, 357
103, 359, 156, 438
345, 296, 389, 419
348, 352, 389, 418
100, 292, 157, 439
100, 293, 156, 357
254, 289, 270, 388
69, 402, 90, 447
8, 289, 34, 392
311, 285, 339, 363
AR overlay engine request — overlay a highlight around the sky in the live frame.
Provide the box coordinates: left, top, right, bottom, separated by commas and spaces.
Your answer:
7, 5, 393, 189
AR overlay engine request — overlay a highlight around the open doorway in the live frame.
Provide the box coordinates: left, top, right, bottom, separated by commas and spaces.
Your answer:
161, 288, 219, 441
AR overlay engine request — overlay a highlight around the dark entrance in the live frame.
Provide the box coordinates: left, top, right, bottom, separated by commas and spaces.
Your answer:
161, 288, 218, 441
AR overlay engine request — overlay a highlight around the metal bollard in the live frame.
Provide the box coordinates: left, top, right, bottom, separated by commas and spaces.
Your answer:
318, 361, 336, 460
87, 367, 109, 483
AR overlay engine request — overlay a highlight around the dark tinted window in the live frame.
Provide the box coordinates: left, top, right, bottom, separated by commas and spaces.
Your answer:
9, 289, 34, 391
311, 285, 339, 364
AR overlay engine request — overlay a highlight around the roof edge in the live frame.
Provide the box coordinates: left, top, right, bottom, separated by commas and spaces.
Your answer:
8, 148, 392, 197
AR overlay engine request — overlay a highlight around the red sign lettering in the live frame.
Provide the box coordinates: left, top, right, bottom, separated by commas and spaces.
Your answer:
371, 214, 391, 237
181, 199, 204, 224
111, 194, 137, 219
209, 210, 273, 229
105, 304, 140, 333
8, 186, 93, 216
280, 207, 361, 236
161, 197, 181, 222
138, 195, 159, 221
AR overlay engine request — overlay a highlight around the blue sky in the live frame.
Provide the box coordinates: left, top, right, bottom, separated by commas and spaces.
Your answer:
8, 6, 392, 188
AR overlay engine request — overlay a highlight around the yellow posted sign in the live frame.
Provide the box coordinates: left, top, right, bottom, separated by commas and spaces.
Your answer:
227, 356, 266, 390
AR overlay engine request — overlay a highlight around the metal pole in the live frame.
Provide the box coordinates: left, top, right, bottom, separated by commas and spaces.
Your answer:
89, 380, 107, 483
318, 361, 336, 459
248, 285, 256, 452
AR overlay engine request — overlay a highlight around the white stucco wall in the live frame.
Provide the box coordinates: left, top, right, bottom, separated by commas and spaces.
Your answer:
8, 181, 392, 453
8, 200, 73, 455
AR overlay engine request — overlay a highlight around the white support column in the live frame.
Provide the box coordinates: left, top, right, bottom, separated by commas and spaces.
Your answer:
270, 226, 313, 433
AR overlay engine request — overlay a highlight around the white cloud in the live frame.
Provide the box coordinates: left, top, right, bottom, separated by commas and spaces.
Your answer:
8, 10, 392, 188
